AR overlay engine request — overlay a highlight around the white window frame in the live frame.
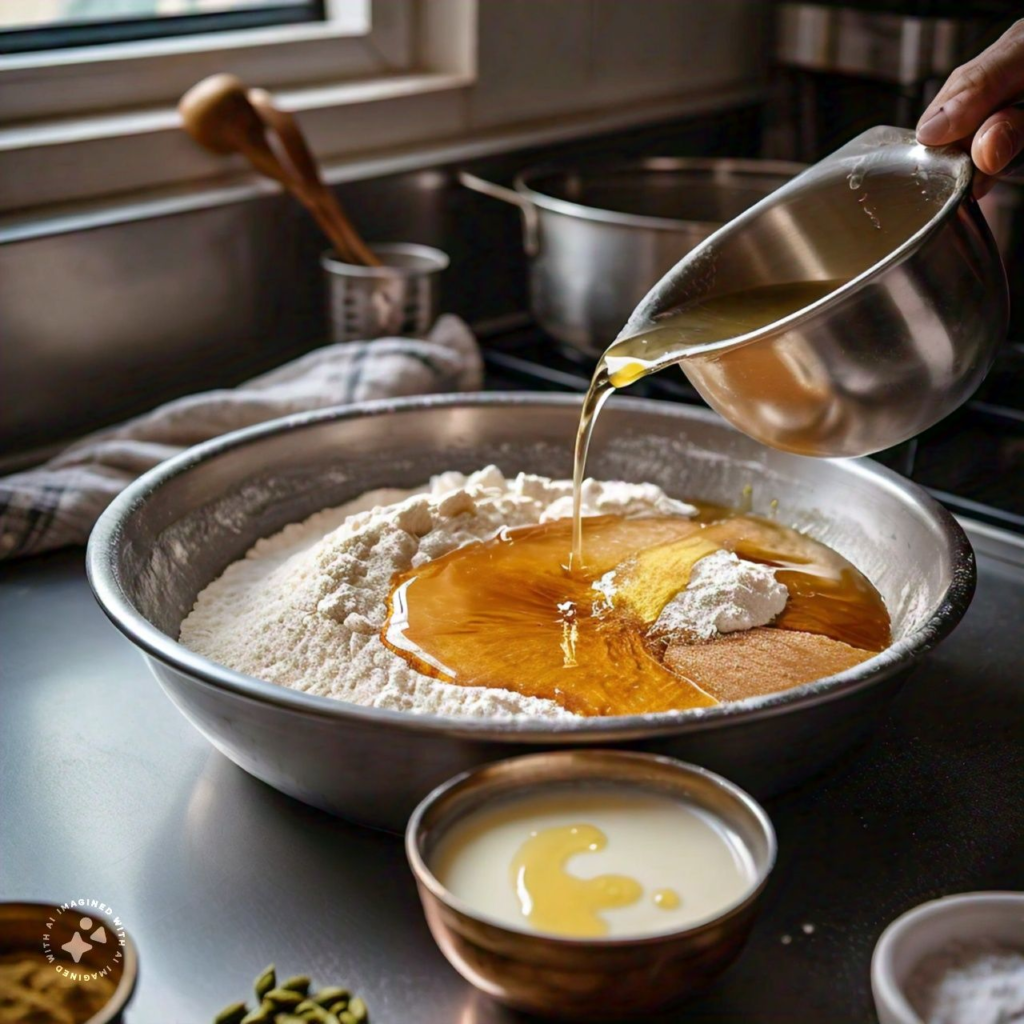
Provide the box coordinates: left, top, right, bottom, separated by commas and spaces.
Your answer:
0, 0, 477, 215
0, 0, 416, 123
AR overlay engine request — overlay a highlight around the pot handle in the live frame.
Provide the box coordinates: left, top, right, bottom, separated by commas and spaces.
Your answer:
458, 170, 540, 256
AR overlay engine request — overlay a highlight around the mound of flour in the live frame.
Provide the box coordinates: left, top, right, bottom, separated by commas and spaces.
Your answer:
181, 466, 789, 719
651, 550, 788, 641
180, 466, 697, 719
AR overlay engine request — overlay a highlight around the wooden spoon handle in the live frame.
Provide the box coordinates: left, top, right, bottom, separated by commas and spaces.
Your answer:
240, 138, 361, 262
248, 88, 321, 184
247, 89, 381, 267
179, 73, 368, 264
309, 188, 381, 267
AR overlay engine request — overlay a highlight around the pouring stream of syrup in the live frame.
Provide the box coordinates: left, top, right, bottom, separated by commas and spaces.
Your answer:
570, 279, 846, 568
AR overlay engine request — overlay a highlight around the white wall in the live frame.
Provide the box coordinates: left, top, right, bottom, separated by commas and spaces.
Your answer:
468, 0, 768, 129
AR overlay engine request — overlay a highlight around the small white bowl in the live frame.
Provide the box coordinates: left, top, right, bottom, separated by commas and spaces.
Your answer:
871, 891, 1024, 1024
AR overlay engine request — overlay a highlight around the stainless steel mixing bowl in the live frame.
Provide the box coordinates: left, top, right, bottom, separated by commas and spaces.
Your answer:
621, 126, 1008, 458
87, 395, 974, 831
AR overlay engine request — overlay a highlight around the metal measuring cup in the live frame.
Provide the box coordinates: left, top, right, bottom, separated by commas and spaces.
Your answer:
619, 126, 1008, 458
322, 243, 449, 342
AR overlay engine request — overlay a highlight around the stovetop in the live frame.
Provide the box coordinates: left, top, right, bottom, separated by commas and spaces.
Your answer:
482, 322, 1024, 534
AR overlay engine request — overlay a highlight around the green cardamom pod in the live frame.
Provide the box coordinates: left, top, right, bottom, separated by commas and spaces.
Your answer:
313, 988, 350, 1008
239, 1003, 274, 1024
265, 989, 304, 1009
213, 1001, 248, 1024
255, 965, 277, 1000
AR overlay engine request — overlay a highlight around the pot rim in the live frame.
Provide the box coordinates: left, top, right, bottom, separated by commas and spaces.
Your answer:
512, 156, 809, 234
86, 393, 976, 741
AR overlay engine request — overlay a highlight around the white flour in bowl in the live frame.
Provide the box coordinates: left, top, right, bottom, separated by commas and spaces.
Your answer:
905, 941, 1024, 1024
180, 466, 783, 719
652, 550, 788, 641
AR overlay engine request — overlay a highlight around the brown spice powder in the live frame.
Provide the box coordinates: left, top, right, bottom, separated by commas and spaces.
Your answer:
663, 627, 875, 703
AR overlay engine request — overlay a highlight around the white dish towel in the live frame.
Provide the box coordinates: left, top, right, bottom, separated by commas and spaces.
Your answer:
0, 315, 482, 561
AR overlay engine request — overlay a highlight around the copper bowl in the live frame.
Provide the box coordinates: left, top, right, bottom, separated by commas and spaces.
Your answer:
0, 901, 138, 1023
405, 750, 776, 1020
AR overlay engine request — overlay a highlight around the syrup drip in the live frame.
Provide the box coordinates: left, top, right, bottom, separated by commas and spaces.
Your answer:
385, 275, 904, 714
571, 279, 847, 568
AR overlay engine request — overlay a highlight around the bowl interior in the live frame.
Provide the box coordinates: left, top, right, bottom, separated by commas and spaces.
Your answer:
0, 902, 137, 1024
637, 128, 969, 318
94, 394, 972, 741
104, 397, 963, 647
883, 893, 1024, 993
410, 751, 776, 941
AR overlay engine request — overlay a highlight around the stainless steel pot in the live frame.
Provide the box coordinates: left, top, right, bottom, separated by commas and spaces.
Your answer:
87, 395, 974, 831
460, 159, 804, 355
622, 127, 1009, 458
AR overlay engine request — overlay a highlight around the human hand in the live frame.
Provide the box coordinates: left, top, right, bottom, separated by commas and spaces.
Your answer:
917, 20, 1024, 194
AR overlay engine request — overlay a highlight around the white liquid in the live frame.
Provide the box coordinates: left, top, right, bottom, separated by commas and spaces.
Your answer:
431, 786, 757, 939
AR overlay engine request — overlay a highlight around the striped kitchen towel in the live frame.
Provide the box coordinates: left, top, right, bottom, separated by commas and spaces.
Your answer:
0, 315, 482, 561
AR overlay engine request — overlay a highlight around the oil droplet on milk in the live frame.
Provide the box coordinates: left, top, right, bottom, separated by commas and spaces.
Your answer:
431, 788, 757, 939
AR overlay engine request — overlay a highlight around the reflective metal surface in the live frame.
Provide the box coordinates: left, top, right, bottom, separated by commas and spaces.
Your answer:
0, 169, 452, 461
2, 519, 1021, 1023
86, 394, 974, 831
321, 243, 449, 343
623, 127, 1008, 457
775, 3, 969, 86
0, 109, 765, 462
460, 159, 804, 354
407, 751, 775, 1020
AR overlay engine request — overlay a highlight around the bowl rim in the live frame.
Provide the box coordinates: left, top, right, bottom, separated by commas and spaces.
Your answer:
86, 391, 976, 740
403, 750, 777, 948
870, 890, 1024, 1024
0, 901, 139, 1024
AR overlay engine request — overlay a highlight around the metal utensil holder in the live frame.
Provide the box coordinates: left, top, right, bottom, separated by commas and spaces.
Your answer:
321, 243, 449, 342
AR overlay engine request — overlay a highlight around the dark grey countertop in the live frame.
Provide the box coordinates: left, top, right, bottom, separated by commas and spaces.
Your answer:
2, 519, 1022, 1024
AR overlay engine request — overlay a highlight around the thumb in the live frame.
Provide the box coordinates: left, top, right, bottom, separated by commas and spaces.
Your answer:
971, 107, 1024, 175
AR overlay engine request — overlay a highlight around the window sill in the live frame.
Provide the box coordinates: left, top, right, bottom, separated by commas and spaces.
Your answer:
0, 82, 762, 244
0, 70, 474, 215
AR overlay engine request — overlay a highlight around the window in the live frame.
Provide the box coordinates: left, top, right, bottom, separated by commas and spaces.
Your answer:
0, 1, 476, 215
0, 1, 328, 55
0, 0, 398, 125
